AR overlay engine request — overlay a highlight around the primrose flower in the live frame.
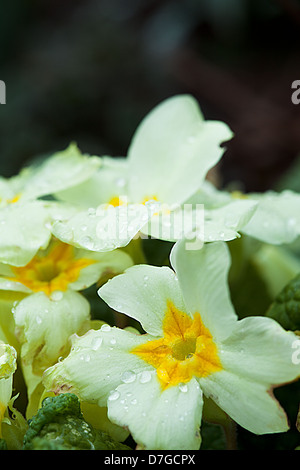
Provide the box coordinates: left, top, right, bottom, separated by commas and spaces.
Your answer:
43, 240, 300, 450
0, 342, 17, 436
0, 238, 133, 375
0, 143, 101, 266
50, 95, 255, 251
191, 180, 300, 245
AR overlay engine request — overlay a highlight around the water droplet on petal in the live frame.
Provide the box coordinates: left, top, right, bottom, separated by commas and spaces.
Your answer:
121, 370, 136, 384
139, 370, 152, 383
80, 236, 95, 250
100, 324, 111, 332
91, 337, 103, 351
108, 390, 120, 401
179, 383, 188, 393
88, 207, 96, 217
50, 290, 63, 301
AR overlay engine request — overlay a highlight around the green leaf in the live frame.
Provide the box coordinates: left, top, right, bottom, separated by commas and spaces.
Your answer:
23, 393, 130, 450
266, 273, 300, 330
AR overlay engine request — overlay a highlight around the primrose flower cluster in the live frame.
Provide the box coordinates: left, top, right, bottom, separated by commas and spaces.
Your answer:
0, 95, 299, 450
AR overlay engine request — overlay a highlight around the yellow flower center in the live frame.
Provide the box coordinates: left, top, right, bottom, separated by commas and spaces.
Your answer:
10, 241, 95, 296
108, 196, 128, 207
131, 301, 222, 390
0, 193, 22, 205
107, 195, 159, 208
231, 190, 248, 200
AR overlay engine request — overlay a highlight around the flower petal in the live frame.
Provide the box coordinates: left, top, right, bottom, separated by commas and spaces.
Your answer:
20, 143, 102, 200
140, 199, 257, 243
0, 201, 52, 266
68, 248, 133, 291
43, 327, 151, 406
108, 375, 203, 450
98, 264, 186, 336
170, 240, 237, 341
0, 342, 17, 430
202, 199, 258, 242
219, 316, 300, 384
128, 95, 233, 205
0, 342, 17, 380
199, 370, 289, 434
0, 291, 27, 349
55, 157, 128, 207
13, 290, 90, 374
51, 201, 159, 252
242, 190, 300, 244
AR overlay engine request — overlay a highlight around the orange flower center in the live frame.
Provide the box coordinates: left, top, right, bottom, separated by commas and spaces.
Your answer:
131, 301, 222, 389
10, 241, 95, 296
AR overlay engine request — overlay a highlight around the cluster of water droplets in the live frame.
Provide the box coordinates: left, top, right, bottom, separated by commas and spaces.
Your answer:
107, 369, 154, 415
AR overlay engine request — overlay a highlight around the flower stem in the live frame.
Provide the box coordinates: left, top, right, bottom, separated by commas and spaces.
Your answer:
223, 419, 238, 450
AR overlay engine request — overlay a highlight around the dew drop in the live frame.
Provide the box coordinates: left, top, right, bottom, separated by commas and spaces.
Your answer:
139, 370, 152, 383
100, 324, 111, 332
121, 370, 136, 384
179, 383, 188, 393
108, 390, 120, 401
80, 236, 95, 250
36, 315, 42, 325
88, 207, 96, 217
91, 337, 103, 351
130, 398, 138, 405
50, 290, 63, 301
59, 225, 74, 242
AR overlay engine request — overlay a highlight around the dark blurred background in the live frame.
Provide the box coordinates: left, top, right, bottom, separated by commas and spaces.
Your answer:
1, 0, 300, 192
